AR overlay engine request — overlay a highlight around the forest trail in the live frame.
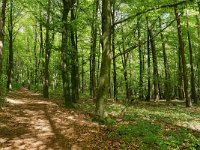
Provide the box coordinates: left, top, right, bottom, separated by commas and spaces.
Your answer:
0, 89, 113, 150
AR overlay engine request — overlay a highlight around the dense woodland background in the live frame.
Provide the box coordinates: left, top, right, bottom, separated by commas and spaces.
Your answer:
0, 0, 200, 117
1, 0, 200, 149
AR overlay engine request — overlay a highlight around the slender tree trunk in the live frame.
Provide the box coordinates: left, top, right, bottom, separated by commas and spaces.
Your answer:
186, 10, 196, 103
159, 17, 171, 101
39, 9, 44, 88
146, 17, 151, 101
138, 18, 143, 100
112, 0, 117, 100
70, 2, 79, 103
174, 6, 191, 107
33, 20, 38, 92
120, 29, 129, 100
0, 0, 6, 96
178, 48, 184, 100
61, 0, 70, 106
96, 0, 111, 118
81, 49, 84, 93
120, 48, 129, 100
7, 0, 14, 91
96, 40, 101, 85
43, 0, 51, 98
148, 23, 159, 102
61, 0, 75, 107
196, 3, 200, 100
90, 0, 99, 100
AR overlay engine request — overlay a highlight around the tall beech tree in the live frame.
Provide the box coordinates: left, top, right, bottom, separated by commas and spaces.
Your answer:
186, 10, 196, 103
7, 0, 14, 91
159, 17, 171, 101
70, 0, 79, 103
61, 0, 76, 107
43, 0, 51, 98
90, 0, 99, 99
174, 6, 191, 107
112, 0, 117, 100
96, 0, 111, 118
148, 20, 159, 102
0, 0, 6, 96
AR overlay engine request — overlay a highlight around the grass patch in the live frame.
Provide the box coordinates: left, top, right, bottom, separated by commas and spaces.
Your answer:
110, 120, 200, 149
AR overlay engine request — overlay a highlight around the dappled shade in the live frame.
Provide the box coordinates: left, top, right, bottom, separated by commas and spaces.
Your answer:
0, 89, 113, 149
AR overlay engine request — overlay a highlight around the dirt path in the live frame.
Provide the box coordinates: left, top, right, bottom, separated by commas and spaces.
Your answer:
0, 89, 114, 150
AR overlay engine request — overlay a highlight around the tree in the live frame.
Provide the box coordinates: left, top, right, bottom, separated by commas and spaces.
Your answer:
159, 17, 171, 101
90, 0, 99, 100
7, 0, 14, 91
0, 0, 6, 96
174, 5, 191, 107
70, 0, 79, 103
95, 0, 111, 118
148, 19, 159, 102
43, 0, 51, 98
61, 0, 76, 107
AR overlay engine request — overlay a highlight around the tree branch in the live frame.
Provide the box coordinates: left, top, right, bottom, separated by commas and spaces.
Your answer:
113, 0, 194, 26
113, 18, 177, 59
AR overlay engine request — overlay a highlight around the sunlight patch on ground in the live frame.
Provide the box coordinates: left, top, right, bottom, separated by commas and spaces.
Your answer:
177, 121, 200, 131
1, 137, 53, 150
6, 98, 26, 105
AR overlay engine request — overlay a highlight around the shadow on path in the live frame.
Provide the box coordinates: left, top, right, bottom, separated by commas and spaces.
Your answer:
0, 89, 110, 150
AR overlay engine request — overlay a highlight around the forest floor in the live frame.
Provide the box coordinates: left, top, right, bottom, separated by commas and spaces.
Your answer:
0, 89, 200, 150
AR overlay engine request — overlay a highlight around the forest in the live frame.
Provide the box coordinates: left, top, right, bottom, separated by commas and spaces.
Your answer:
0, 0, 200, 149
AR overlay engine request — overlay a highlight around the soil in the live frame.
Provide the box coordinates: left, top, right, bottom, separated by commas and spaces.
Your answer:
0, 88, 121, 150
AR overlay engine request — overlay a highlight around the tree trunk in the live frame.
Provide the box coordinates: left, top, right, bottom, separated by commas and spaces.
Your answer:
186, 10, 196, 103
178, 48, 184, 100
39, 9, 44, 88
70, 2, 79, 103
148, 23, 159, 102
138, 18, 143, 100
90, 0, 99, 100
7, 0, 14, 91
0, 0, 6, 96
174, 6, 191, 107
146, 17, 151, 101
159, 17, 171, 101
43, 0, 51, 98
33, 20, 38, 92
112, 0, 117, 100
81, 48, 84, 93
95, 0, 111, 118
61, 0, 75, 107
61, 0, 71, 106
196, 2, 200, 99
120, 29, 129, 100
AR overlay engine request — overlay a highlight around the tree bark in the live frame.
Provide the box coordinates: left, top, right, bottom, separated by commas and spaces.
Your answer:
186, 10, 196, 103
70, 1, 79, 103
43, 0, 51, 98
196, 2, 200, 100
7, 0, 14, 91
96, 0, 111, 118
148, 22, 159, 102
138, 18, 143, 100
0, 0, 6, 96
178, 47, 184, 100
62, 0, 71, 107
120, 28, 129, 100
90, 0, 99, 100
112, 0, 117, 100
146, 17, 151, 101
174, 6, 191, 107
159, 17, 171, 101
